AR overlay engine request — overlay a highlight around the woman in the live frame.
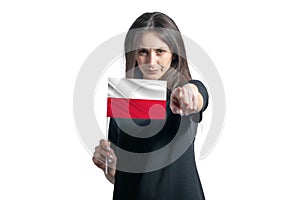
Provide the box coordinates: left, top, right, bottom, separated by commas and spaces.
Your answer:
93, 12, 208, 200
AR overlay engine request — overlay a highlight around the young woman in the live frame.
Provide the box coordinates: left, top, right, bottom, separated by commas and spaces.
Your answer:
93, 12, 208, 200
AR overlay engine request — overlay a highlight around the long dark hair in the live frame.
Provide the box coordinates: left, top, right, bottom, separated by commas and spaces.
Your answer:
124, 12, 192, 91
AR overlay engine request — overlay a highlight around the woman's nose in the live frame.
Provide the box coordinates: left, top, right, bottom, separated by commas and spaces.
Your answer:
148, 52, 157, 66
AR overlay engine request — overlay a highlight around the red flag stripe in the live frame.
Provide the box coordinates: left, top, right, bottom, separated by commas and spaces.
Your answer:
107, 97, 166, 119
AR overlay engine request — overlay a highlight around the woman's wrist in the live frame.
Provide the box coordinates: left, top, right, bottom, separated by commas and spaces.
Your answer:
105, 172, 115, 184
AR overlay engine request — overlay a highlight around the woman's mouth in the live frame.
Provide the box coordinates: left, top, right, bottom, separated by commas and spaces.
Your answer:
146, 69, 159, 74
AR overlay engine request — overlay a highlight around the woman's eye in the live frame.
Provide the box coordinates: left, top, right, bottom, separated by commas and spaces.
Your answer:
138, 49, 148, 55
156, 49, 166, 55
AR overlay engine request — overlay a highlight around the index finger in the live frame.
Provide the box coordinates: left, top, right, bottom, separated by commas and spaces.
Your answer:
170, 88, 184, 115
100, 139, 110, 149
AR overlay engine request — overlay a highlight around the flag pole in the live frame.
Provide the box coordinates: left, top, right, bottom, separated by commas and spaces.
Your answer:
105, 116, 110, 174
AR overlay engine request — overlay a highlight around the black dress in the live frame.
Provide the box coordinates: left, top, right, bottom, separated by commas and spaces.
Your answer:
108, 80, 209, 200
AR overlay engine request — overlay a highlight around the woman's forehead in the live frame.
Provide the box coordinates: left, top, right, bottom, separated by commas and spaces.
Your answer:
137, 32, 170, 49
137, 32, 169, 49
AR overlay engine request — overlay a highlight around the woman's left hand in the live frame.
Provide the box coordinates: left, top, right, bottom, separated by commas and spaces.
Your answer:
170, 83, 203, 116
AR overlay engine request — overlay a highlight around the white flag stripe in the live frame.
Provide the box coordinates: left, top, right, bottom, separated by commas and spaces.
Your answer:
108, 78, 167, 100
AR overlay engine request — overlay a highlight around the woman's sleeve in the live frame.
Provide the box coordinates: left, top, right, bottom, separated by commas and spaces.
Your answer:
188, 79, 209, 123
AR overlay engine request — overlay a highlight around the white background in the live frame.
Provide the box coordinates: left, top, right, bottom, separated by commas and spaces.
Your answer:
1, 0, 299, 199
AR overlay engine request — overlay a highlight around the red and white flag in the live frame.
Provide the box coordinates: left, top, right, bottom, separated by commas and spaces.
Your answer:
107, 78, 167, 120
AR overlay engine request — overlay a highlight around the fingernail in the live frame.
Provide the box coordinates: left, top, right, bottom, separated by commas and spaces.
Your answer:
108, 154, 113, 159
106, 146, 111, 151
108, 159, 112, 163
179, 110, 183, 116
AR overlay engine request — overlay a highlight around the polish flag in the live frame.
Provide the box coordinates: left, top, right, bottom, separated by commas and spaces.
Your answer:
107, 78, 167, 120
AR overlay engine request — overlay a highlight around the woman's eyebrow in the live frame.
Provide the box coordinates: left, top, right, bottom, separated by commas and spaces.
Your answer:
137, 46, 170, 50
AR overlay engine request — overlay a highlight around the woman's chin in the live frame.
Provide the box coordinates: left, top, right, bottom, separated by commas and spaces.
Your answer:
143, 75, 161, 80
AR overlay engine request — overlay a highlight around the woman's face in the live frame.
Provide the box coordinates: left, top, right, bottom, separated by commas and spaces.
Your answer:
135, 32, 173, 80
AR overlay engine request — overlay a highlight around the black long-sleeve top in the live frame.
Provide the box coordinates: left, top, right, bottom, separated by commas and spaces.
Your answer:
109, 80, 208, 200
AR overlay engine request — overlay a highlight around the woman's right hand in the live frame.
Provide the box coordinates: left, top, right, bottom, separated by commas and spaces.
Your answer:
92, 139, 117, 184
